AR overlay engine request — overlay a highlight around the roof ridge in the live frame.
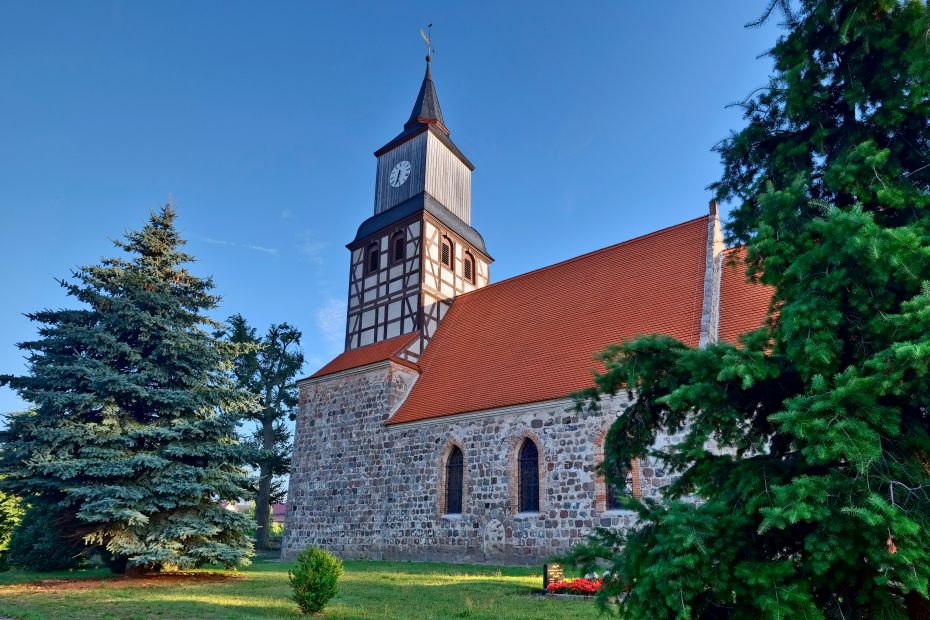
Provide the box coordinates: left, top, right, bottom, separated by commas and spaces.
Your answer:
455, 214, 709, 299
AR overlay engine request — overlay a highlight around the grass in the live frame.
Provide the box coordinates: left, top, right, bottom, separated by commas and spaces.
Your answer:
0, 558, 603, 619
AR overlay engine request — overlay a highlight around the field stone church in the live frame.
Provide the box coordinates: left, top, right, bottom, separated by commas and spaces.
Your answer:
282, 56, 771, 564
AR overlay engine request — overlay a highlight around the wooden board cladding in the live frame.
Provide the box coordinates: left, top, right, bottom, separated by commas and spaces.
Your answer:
373, 131, 472, 226
424, 131, 471, 225
374, 133, 427, 215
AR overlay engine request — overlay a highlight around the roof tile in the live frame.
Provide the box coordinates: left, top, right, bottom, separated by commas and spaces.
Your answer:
307, 333, 418, 380
389, 217, 713, 425
717, 247, 773, 345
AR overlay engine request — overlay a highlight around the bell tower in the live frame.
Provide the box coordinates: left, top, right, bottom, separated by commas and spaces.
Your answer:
343, 52, 492, 357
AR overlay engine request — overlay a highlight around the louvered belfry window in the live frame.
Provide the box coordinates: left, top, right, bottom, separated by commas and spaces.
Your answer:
445, 446, 464, 514
464, 254, 474, 282
367, 243, 379, 273
393, 232, 405, 263
441, 238, 452, 267
518, 440, 539, 512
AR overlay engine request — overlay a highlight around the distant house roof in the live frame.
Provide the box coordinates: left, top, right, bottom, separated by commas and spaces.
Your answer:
306, 333, 418, 380
271, 503, 287, 524
389, 216, 715, 425
717, 246, 773, 345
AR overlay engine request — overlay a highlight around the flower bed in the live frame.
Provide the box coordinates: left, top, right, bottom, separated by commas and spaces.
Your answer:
545, 576, 603, 596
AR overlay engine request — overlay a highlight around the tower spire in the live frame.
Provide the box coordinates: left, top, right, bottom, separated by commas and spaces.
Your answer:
405, 24, 447, 134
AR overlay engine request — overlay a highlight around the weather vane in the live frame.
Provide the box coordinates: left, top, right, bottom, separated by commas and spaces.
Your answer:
420, 23, 434, 61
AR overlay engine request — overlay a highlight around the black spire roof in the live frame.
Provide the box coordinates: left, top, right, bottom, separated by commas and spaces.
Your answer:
403, 56, 446, 134
373, 55, 472, 169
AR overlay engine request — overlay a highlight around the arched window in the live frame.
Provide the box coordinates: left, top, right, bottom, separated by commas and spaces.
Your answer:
392, 232, 405, 264
606, 468, 635, 510
518, 439, 539, 512
441, 236, 453, 268
445, 446, 463, 514
366, 242, 379, 274
596, 459, 643, 510
463, 251, 475, 283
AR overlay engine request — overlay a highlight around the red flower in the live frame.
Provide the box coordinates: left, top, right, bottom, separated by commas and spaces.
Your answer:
546, 577, 604, 596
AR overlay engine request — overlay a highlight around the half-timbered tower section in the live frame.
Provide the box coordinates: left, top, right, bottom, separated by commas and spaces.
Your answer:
344, 56, 491, 354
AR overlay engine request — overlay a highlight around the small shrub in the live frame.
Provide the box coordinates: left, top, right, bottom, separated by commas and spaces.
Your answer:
7, 502, 83, 572
288, 546, 343, 615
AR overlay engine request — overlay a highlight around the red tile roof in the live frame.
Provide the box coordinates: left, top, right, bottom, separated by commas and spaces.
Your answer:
717, 247, 774, 345
388, 217, 713, 425
307, 333, 418, 380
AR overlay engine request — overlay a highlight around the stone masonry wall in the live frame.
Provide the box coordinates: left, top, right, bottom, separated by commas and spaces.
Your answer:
283, 361, 680, 565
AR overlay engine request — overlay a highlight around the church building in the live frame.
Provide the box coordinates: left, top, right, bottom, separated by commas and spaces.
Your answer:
283, 55, 772, 564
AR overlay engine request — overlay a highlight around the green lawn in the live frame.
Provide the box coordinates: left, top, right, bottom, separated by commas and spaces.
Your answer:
0, 559, 603, 619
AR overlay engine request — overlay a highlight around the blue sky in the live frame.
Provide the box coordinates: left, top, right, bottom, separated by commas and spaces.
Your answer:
0, 2, 780, 413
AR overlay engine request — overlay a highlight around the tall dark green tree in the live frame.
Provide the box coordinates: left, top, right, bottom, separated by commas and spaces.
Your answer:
226, 314, 303, 550
0, 205, 255, 572
565, 1, 930, 618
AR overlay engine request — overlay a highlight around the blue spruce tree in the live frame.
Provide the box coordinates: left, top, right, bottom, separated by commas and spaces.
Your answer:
0, 205, 254, 573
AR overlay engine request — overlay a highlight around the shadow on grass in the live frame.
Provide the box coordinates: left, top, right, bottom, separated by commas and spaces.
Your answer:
0, 559, 599, 620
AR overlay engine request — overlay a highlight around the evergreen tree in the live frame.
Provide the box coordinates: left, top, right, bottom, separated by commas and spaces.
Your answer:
0, 482, 23, 571
0, 205, 255, 572
225, 314, 303, 550
5, 500, 83, 572
565, 1, 930, 618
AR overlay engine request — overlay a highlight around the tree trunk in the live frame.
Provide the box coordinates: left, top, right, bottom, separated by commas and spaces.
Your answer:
125, 563, 159, 578
907, 590, 930, 620
255, 416, 274, 551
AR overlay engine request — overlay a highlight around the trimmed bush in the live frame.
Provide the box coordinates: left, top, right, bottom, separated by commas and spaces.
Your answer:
288, 546, 343, 615
7, 502, 83, 572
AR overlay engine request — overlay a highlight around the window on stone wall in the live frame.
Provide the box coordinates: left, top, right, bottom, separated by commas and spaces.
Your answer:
441, 237, 452, 268
518, 439, 540, 512
445, 446, 463, 514
463, 252, 475, 283
606, 469, 634, 509
366, 242, 380, 274
605, 458, 641, 510
392, 232, 405, 264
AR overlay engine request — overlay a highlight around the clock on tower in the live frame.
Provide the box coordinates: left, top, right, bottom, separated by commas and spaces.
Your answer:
342, 52, 492, 358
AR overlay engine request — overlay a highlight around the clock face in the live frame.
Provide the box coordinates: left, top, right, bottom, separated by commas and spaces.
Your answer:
388, 160, 412, 188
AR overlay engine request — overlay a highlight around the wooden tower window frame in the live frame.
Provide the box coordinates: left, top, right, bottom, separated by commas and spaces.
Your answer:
463, 250, 475, 284
440, 235, 453, 269
391, 231, 406, 264
365, 242, 380, 275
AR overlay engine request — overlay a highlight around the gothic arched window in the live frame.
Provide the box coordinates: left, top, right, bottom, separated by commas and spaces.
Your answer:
601, 459, 643, 510
463, 251, 475, 283
445, 446, 463, 514
392, 232, 406, 264
366, 242, 379, 274
441, 236, 453, 268
518, 439, 540, 513
606, 466, 635, 510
